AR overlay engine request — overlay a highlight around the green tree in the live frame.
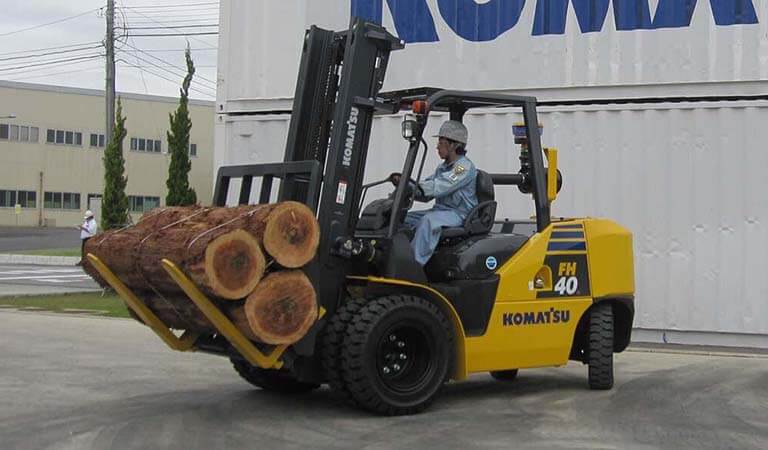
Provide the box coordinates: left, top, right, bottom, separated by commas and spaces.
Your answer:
166, 45, 197, 206
102, 97, 129, 230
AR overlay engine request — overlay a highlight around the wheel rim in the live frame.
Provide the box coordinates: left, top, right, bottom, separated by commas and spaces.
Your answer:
375, 322, 436, 395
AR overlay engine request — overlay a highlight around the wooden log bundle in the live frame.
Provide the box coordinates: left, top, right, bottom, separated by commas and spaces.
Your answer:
83, 202, 321, 345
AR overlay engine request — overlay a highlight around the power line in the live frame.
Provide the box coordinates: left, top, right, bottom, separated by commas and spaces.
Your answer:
0, 7, 103, 38
0, 55, 102, 76
117, 40, 217, 85
0, 54, 103, 73
114, 50, 216, 90
0, 41, 102, 57
117, 60, 216, 98
0, 44, 104, 63
120, 8, 217, 49
120, 24, 218, 30
119, 2, 219, 10
128, 32, 219, 37
128, 47, 217, 53
1, 62, 104, 81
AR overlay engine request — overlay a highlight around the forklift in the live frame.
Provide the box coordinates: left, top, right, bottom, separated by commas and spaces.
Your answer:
192, 19, 634, 415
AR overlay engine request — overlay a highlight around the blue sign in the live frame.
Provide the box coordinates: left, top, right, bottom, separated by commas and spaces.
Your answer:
351, 0, 759, 42
486, 256, 498, 270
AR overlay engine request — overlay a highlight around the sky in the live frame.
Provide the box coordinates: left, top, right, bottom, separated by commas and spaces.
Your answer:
0, 0, 219, 100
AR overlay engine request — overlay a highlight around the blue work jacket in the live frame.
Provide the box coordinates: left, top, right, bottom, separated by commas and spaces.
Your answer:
416, 155, 478, 218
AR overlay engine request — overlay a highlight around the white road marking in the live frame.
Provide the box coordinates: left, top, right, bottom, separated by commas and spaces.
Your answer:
0, 274, 91, 281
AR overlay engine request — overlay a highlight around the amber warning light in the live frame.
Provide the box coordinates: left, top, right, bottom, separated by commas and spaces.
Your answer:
411, 100, 428, 114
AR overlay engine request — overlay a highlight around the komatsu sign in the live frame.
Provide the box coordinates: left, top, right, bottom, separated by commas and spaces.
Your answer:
352, 0, 759, 42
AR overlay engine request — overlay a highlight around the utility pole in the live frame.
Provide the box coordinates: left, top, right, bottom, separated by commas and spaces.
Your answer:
105, 0, 115, 140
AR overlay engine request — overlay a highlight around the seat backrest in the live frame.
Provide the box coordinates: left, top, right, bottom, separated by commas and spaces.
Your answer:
476, 170, 494, 204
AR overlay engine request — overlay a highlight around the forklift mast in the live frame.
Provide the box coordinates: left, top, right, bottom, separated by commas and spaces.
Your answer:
214, 20, 401, 317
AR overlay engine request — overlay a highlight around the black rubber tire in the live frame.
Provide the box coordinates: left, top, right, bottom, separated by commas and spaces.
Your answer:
340, 295, 453, 415
320, 296, 369, 404
230, 357, 320, 394
490, 369, 519, 381
588, 302, 614, 390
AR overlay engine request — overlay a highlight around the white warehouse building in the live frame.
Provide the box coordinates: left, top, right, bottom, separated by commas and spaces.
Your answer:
214, 0, 768, 348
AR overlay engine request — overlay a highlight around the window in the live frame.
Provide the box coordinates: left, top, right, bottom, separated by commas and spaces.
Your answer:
0, 190, 17, 207
17, 191, 36, 208
45, 129, 84, 147
130, 136, 162, 154
90, 133, 106, 148
63, 192, 80, 210
0, 124, 39, 142
189, 143, 197, 157
44, 191, 78, 209
0, 189, 34, 208
87, 193, 102, 209
129, 195, 160, 213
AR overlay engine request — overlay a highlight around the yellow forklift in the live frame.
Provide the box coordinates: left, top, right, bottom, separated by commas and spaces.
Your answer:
94, 19, 635, 416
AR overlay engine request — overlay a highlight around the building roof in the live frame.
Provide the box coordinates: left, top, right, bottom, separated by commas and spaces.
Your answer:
0, 80, 215, 107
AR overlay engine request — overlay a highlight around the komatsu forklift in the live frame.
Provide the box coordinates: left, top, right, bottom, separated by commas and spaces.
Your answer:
212, 19, 634, 415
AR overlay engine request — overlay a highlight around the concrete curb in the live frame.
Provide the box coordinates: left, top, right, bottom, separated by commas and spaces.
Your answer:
0, 254, 80, 266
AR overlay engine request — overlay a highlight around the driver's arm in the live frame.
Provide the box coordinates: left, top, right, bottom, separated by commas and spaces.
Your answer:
418, 162, 476, 199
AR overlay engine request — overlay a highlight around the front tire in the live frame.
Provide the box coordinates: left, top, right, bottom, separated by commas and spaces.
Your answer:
231, 357, 320, 394
340, 295, 453, 415
588, 302, 614, 390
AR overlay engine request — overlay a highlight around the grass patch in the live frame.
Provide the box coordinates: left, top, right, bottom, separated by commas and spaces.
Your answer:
0, 292, 130, 318
4, 248, 81, 257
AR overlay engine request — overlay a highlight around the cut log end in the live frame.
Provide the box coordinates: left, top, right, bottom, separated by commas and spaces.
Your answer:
244, 270, 318, 345
205, 229, 266, 300
263, 201, 320, 268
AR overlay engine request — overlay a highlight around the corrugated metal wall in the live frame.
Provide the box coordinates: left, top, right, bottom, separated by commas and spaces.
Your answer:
216, 0, 768, 347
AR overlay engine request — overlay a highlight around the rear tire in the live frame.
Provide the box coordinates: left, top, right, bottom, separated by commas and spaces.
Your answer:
340, 295, 453, 415
490, 369, 518, 381
320, 296, 369, 404
231, 357, 320, 394
588, 302, 614, 390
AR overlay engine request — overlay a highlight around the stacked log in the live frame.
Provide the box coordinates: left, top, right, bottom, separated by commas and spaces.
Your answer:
83, 202, 321, 345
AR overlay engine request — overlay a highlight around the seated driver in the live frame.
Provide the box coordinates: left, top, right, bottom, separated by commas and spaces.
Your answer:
392, 120, 478, 265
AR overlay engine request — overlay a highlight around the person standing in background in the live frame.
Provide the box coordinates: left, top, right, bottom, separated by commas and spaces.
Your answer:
77, 210, 97, 266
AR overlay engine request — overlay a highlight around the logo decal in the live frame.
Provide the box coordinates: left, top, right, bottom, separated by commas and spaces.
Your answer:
485, 256, 497, 270
503, 308, 571, 327
342, 107, 359, 167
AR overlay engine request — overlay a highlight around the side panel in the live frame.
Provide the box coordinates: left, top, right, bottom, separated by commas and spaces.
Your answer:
584, 219, 635, 298
466, 299, 592, 372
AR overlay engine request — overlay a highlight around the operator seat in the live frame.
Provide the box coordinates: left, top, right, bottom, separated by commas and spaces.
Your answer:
440, 170, 496, 239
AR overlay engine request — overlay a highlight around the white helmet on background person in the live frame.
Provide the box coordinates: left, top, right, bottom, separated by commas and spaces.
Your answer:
84, 210, 94, 219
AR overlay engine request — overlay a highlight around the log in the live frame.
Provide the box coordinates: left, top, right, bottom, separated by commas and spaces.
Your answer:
241, 270, 318, 345
83, 202, 319, 300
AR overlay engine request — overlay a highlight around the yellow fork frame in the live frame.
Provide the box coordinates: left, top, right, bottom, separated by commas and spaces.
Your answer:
86, 254, 324, 370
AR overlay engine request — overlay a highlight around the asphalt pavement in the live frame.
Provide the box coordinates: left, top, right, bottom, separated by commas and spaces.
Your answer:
0, 264, 100, 296
0, 310, 766, 450
0, 226, 81, 252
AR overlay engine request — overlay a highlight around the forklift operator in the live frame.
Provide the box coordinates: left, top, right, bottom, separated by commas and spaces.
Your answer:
391, 120, 478, 265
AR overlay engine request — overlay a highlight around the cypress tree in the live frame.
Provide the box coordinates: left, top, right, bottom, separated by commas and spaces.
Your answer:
166, 45, 197, 206
102, 97, 129, 230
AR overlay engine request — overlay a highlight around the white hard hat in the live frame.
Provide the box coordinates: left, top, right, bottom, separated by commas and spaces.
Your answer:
84, 210, 94, 218
433, 120, 468, 144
